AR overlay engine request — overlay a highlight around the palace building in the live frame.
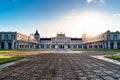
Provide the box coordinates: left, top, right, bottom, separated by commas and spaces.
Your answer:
0, 30, 120, 49
82, 30, 120, 49
0, 32, 37, 49
40, 33, 82, 49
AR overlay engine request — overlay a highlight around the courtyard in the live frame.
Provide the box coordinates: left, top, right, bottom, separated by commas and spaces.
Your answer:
0, 50, 120, 80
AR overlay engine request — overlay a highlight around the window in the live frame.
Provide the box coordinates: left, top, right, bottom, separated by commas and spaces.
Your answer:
41, 45, 44, 48
73, 45, 77, 48
46, 45, 50, 48
113, 35, 117, 40
107, 35, 111, 40
78, 45, 82, 48
4, 35, 8, 39
11, 35, 16, 39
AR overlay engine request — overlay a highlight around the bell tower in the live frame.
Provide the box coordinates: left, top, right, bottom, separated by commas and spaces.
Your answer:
34, 30, 40, 40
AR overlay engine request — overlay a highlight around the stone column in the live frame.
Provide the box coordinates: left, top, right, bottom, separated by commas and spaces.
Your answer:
97, 44, 99, 49
64, 45, 68, 49
12, 41, 14, 49
77, 45, 78, 49
87, 44, 89, 49
17, 43, 20, 49
93, 43, 95, 49
104, 42, 107, 49
39, 45, 41, 49
4, 41, 8, 49
15, 43, 17, 49
23, 44, 25, 49
55, 45, 58, 49
114, 41, 118, 49
108, 42, 111, 49
71, 45, 73, 49
49, 45, 51, 49
44, 45, 47, 49
33, 44, 35, 49
81, 44, 83, 49
102, 42, 104, 49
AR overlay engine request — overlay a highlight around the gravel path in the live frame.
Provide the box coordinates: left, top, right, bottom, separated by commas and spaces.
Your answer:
0, 51, 120, 80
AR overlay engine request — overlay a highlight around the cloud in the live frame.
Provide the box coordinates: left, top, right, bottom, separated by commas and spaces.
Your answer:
113, 13, 120, 17
43, 10, 111, 37
86, 0, 105, 4
87, 0, 94, 3
99, 0, 105, 4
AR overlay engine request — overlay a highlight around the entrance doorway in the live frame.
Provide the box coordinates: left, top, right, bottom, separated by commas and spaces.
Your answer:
110, 42, 114, 49
52, 45, 55, 49
68, 45, 70, 48
118, 43, 120, 49
59, 45, 64, 49
8, 42, 12, 49
1, 42, 4, 49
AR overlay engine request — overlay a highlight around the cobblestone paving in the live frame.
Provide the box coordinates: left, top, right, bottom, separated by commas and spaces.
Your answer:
0, 51, 120, 80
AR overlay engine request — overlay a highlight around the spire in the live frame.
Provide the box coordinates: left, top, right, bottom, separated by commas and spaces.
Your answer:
34, 30, 40, 40
34, 30, 39, 35
36, 30, 38, 33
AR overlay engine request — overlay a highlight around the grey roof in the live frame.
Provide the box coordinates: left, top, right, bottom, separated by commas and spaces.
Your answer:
40, 38, 51, 40
71, 38, 82, 40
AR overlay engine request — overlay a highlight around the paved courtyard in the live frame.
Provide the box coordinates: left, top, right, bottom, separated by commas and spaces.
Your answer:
0, 50, 120, 80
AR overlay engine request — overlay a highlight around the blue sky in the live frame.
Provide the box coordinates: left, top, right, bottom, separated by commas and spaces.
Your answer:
0, 0, 120, 37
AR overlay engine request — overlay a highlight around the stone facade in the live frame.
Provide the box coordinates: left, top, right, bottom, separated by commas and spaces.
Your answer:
39, 33, 82, 49
0, 30, 120, 49
0, 32, 37, 49
82, 30, 120, 49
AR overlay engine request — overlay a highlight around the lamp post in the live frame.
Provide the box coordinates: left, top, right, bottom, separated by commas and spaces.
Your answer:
28, 36, 30, 49
28, 34, 32, 49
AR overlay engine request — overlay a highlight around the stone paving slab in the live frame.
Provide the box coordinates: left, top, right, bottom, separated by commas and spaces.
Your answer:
0, 51, 120, 80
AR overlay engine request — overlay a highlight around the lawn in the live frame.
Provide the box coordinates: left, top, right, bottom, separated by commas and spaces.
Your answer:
0, 55, 22, 64
0, 49, 42, 64
72, 49, 120, 52
0, 50, 27, 64
106, 55, 120, 61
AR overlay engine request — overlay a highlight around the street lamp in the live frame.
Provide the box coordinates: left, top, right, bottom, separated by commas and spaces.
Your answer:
28, 36, 30, 49
28, 34, 33, 49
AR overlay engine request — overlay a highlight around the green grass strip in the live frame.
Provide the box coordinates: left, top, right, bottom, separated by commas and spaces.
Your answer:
0, 57, 23, 64
106, 56, 120, 61
72, 49, 120, 52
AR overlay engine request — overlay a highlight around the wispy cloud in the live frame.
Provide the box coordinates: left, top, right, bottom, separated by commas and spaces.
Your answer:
87, 0, 94, 3
113, 13, 120, 17
86, 0, 105, 4
44, 10, 111, 37
99, 0, 105, 4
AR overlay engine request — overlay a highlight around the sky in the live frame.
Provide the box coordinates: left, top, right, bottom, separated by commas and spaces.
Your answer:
0, 0, 120, 37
